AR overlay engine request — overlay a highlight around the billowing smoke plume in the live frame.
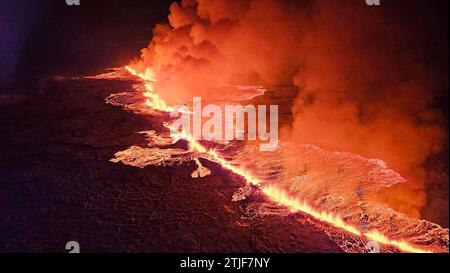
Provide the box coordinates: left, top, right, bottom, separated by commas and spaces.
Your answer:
128, 0, 312, 104
129, 0, 448, 219
286, 1, 448, 218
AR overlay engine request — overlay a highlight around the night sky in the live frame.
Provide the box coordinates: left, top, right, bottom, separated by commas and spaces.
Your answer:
0, 0, 448, 111
0, 0, 448, 253
0, 0, 174, 90
0, 0, 449, 126
0, 1, 447, 88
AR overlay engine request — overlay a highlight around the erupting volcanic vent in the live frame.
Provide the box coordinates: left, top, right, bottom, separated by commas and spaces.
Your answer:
102, 0, 448, 253
104, 65, 448, 253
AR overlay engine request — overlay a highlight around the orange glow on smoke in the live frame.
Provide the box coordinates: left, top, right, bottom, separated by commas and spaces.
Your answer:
125, 66, 155, 81
125, 66, 433, 253
125, 66, 173, 112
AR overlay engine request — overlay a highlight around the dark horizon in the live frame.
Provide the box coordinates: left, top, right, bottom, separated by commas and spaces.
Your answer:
0, 0, 448, 255
0, 0, 175, 90
1, 0, 448, 92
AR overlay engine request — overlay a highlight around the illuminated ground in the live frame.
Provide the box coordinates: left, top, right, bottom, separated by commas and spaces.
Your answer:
0, 77, 343, 252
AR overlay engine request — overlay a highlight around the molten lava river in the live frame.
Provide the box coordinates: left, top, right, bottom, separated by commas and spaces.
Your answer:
91, 67, 449, 253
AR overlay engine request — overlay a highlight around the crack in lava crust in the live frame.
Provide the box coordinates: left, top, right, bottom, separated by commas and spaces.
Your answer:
104, 67, 449, 253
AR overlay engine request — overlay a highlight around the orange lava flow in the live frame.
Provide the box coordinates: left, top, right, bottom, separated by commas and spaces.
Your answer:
125, 66, 173, 112
125, 66, 433, 253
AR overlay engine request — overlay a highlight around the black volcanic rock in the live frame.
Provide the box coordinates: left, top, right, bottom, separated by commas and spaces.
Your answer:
0, 77, 342, 253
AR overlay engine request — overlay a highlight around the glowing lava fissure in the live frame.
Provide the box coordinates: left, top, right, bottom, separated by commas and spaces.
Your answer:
125, 66, 173, 112
123, 66, 437, 253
